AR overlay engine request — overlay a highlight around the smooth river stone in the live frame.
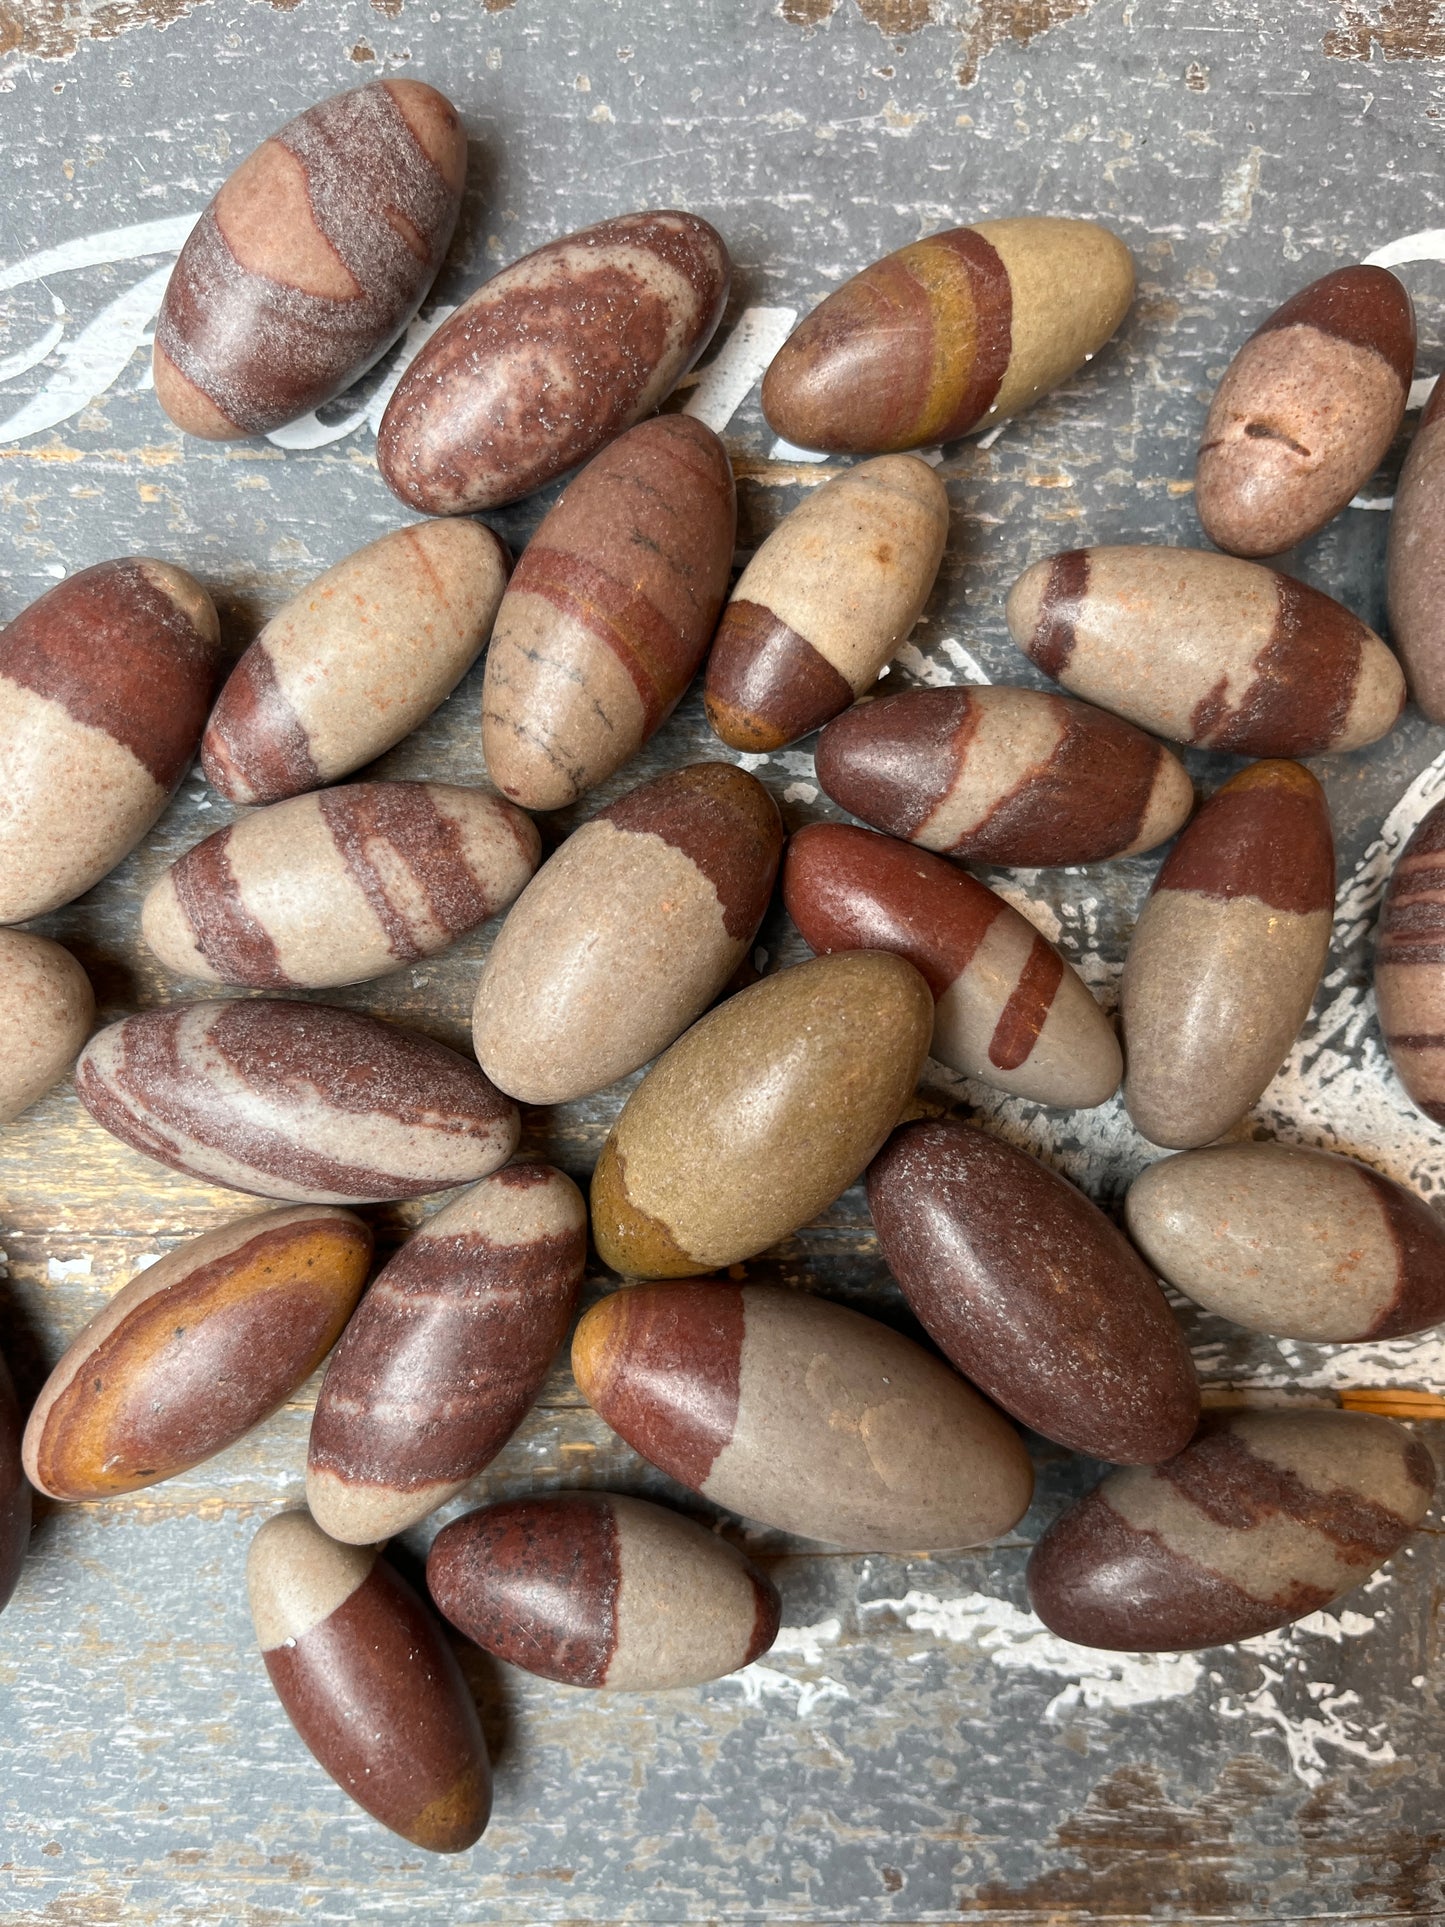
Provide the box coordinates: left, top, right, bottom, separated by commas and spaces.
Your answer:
572, 1283, 1034, 1552
22, 1208, 372, 1502
590, 950, 933, 1277
377, 210, 730, 514
0, 930, 94, 1124
481, 415, 735, 811
0, 1350, 29, 1617
0, 559, 221, 923
761, 217, 1134, 454
704, 456, 948, 751
76, 1000, 518, 1203
1127, 1142, 1445, 1343
1121, 761, 1334, 1150
202, 520, 509, 806
473, 763, 782, 1105
155, 82, 465, 440
868, 1119, 1199, 1463
1027, 1409, 1436, 1651
1006, 545, 1404, 757
1375, 796, 1445, 1124
248, 1509, 490, 1851
783, 823, 1120, 1109
307, 1164, 586, 1543
1387, 380, 1445, 721
427, 1492, 781, 1690
814, 685, 1194, 867
143, 781, 539, 990
1195, 266, 1414, 559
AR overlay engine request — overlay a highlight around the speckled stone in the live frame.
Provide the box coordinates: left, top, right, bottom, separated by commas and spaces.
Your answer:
248, 1509, 490, 1851
377, 210, 730, 513
473, 763, 782, 1105
0, 1350, 29, 1618
814, 685, 1194, 867
0, 559, 221, 923
480, 415, 735, 811
1121, 761, 1335, 1149
1005, 545, 1404, 757
76, 1000, 518, 1203
761, 217, 1134, 453
1127, 1142, 1445, 1343
572, 1283, 1033, 1552
426, 1492, 781, 1690
1375, 796, 1445, 1125
23, 1208, 371, 1502
868, 1119, 1198, 1463
1028, 1410, 1436, 1651
307, 1164, 586, 1543
1387, 380, 1445, 721
154, 82, 465, 439
0, 930, 94, 1124
1196, 266, 1414, 558
202, 520, 509, 806
590, 950, 933, 1277
704, 456, 948, 750
783, 823, 1120, 1109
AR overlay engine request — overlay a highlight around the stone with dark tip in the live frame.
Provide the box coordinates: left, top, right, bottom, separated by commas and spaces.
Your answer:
1387, 381, 1445, 722
0, 1350, 29, 1618
1375, 796, 1445, 1126
0, 930, 94, 1124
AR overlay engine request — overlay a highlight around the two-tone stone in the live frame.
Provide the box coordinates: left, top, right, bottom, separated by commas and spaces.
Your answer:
572, 1283, 1033, 1551
1387, 381, 1445, 721
783, 823, 1120, 1109
0, 930, 94, 1124
0, 1351, 28, 1617
1121, 762, 1335, 1149
1375, 796, 1445, 1124
1027, 1410, 1436, 1651
473, 764, 782, 1104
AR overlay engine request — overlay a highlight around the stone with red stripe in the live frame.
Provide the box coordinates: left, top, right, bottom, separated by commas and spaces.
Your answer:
1387, 379, 1445, 721
1376, 796, 1445, 1124
0, 1349, 28, 1619
0, 930, 94, 1124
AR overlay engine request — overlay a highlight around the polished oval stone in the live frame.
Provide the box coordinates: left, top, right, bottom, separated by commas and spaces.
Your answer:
377, 210, 730, 513
590, 950, 933, 1277
76, 1000, 518, 1203
572, 1282, 1033, 1551
1196, 266, 1414, 558
1128, 1142, 1445, 1342
761, 217, 1134, 454
815, 685, 1194, 867
1375, 796, 1445, 1125
144, 781, 539, 990
705, 456, 948, 751
0, 1350, 29, 1617
0, 930, 94, 1124
1121, 762, 1334, 1149
1387, 382, 1445, 721
783, 823, 1120, 1109
869, 1119, 1198, 1462
474, 764, 781, 1104
481, 415, 735, 811
1006, 545, 1404, 757
155, 82, 465, 439
427, 1492, 781, 1690
202, 520, 509, 806
307, 1164, 586, 1543
248, 1509, 490, 1851
23, 1208, 372, 1502
1027, 1410, 1436, 1651
0, 559, 221, 923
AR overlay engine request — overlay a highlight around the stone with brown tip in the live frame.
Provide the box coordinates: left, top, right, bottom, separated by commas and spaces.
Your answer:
1375, 796, 1445, 1126
0, 930, 94, 1124
1387, 381, 1445, 721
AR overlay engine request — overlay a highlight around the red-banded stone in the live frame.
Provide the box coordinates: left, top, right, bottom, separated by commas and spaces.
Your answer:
814, 685, 1194, 866
248, 1509, 490, 1851
481, 415, 735, 810
0, 930, 94, 1124
75, 999, 518, 1203
1376, 796, 1445, 1124
1027, 1409, 1436, 1651
705, 456, 948, 750
143, 781, 539, 990
572, 1283, 1033, 1551
377, 210, 730, 513
761, 217, 1133, 454
1121, 761, 1335, 1149
783, 822, 1120, 1109
0, 559, 221, 922
0, 1350, 29, 1617
1387, 380, 1445, 721
868, 1119, 1198, 1462
473, 763, 782, 1104
155, 82, 466, 440
426, 1492, 780, 1690
1196, 266, 1414, 558
1005, 545, 1404, 757
202, 520, 509, 806
306, 1164, 585, 1542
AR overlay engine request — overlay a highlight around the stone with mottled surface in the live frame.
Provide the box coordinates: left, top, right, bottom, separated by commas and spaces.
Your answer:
1387, 380, 1445, 721
1375, 795, 1445, 1125
0, 929, 94, 1124
0, 1352, 28, 1619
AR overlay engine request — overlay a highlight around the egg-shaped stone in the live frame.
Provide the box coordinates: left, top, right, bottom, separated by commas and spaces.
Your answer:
0, 930, 94, 1124
1387, 381, 1445, 722
0, 1350, 29, 1617
1376, 796, 1445, 1125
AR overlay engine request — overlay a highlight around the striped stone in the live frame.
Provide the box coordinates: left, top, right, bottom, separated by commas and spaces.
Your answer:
1376, 796, 1445, 1124
0, 930, 94, 1124
1387, 379, 1445, 721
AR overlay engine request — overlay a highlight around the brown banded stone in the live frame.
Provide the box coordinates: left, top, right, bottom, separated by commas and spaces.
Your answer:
1376, 796, 1445, 1124
0, 1350, 28, 1617
1387, 379, 1445, 721
0, 930, 94, 1124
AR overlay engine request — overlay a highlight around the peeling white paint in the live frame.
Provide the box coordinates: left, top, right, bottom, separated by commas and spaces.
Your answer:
682, 304, 796, 432
46, 1255, 92, 1281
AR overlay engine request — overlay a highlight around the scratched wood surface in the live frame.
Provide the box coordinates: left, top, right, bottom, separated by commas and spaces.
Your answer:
5, 1, 1445, 1921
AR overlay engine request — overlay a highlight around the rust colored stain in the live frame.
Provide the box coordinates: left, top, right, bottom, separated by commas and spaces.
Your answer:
956, 0, 1095, 86
856, 0, 935, 31
0, 0, 309, 64
370, 0, 403, 15
780, 0, 842, 23
1325, 0, 1445, 59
